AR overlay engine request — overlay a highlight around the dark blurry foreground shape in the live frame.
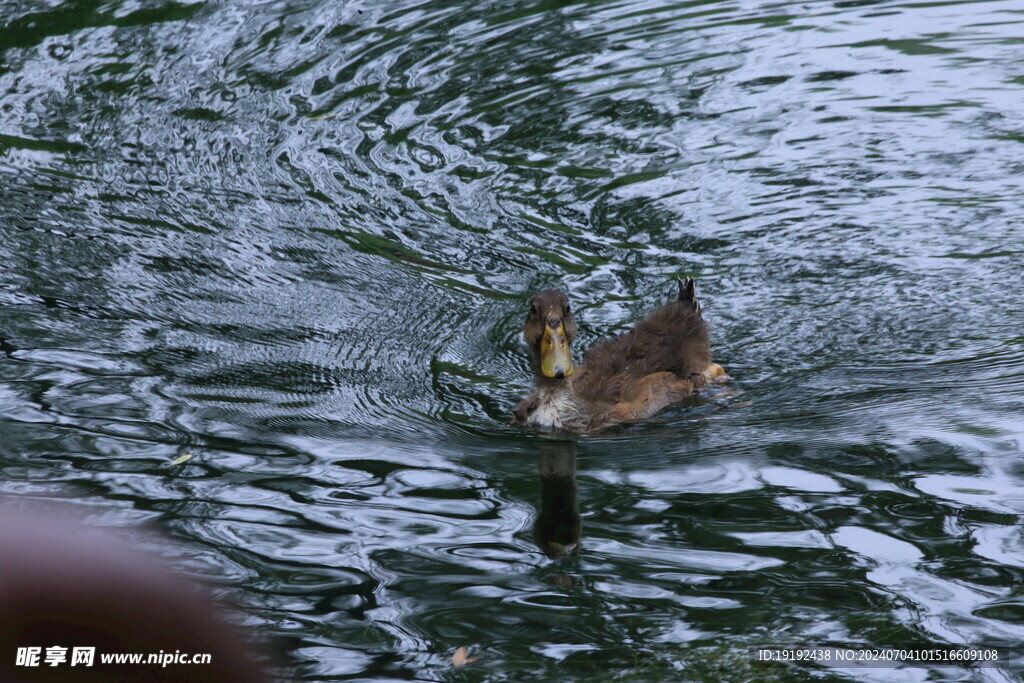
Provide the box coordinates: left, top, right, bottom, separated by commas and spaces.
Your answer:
0, 508, 270, 682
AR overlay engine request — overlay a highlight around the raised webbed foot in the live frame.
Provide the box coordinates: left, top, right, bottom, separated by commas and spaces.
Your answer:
703, 363, 727, 383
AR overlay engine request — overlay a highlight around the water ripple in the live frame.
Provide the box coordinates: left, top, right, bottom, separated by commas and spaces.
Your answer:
2, 0, 1024, 679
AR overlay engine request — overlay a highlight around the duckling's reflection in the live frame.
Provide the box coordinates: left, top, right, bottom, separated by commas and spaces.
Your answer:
533, 440, 581, 559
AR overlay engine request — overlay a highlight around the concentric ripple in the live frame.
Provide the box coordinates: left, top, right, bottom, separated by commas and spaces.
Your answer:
2, 0, 1023, 679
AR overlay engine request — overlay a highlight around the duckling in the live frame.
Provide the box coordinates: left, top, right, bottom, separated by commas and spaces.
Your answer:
513, 279, 724, 432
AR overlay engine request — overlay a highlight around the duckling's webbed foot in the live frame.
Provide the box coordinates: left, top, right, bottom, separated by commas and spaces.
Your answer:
702, 363, 727, 383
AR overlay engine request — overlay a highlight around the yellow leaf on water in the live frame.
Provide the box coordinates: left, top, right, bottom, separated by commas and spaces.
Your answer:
170, 453, 193, 466
451, 647, 479, 667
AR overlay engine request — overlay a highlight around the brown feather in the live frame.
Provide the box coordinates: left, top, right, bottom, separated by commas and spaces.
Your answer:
572, 292, 709, 405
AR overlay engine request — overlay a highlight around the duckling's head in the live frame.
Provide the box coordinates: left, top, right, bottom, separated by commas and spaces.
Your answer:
524, 289, 577, 380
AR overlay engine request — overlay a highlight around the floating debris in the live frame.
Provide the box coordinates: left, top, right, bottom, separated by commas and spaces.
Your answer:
170, 453, 193, 466
451, 647, 479, 667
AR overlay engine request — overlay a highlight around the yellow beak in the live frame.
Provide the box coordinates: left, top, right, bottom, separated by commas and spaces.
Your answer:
540, 322, 574, 379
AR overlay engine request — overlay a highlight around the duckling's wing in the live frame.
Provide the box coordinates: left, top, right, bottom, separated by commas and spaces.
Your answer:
573, 291, 709, 406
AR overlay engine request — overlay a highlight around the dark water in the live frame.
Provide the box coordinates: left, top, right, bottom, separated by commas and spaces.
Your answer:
2, 0, 1023, 679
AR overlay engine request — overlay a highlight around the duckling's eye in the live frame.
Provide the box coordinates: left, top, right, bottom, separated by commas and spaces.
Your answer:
564, 304, 571, 315
530, 304, 538, 315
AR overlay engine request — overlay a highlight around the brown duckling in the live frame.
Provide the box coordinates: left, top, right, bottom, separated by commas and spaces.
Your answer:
513, 279, 725, 432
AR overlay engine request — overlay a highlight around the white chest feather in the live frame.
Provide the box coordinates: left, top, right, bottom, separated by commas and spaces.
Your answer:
526, 391, 578, 429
